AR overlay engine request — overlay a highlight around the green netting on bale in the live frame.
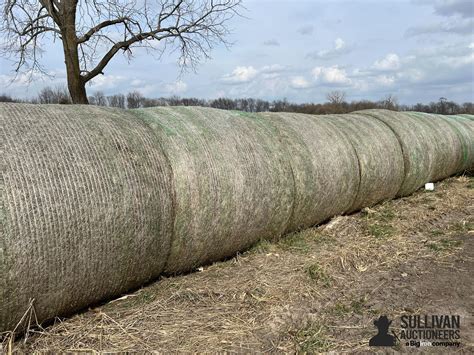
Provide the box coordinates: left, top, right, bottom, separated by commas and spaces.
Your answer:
1, 104, 473, 334
132, 107, 294, 274
354, 110, 462, 196
457, 114, 474, 121
405, 112, 463, 182
441, 115, 474, 172
260, 112, 359, 231
326, 114, 405, 212
0, 103, 174, 332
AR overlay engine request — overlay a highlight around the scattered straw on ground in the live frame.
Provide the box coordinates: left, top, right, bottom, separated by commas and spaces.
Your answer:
4, 176, 473, 353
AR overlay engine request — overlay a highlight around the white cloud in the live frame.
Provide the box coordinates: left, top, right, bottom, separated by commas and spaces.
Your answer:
308, 38, 351, 60
261, 64, 286, 73
312, 66, 351, 85
131, 79, 145, 87
135, 84, 158, 96
222, 66, 258, 84
260, 64, 287, 79
290, 76, 311, 89
396, 68, 424, 83
335, 38, 345, 50
440, 52, 474, 68
375, 75, 396, 86
373, 54, 401, 71
89, 74, 125, 90
164, 80, 187, 94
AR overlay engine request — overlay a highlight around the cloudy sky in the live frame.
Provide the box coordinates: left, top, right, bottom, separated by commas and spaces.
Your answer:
1, 0, 473, 103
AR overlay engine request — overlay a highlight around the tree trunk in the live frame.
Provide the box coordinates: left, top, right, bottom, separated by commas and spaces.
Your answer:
66, 73, 88, 104
61, 4, 89, 104
62, 39, 88, 104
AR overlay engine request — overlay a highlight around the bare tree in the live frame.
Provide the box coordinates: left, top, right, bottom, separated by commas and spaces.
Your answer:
108, 93, 126, 108
326, 90, 346, 105
380, 94, 398, 111
89, 91, 107, 106
1, 0, 242, 104
438, 97, 448, 114
126, 90, 143, 108
37, 85, 71, 104
0, 94, 17, 102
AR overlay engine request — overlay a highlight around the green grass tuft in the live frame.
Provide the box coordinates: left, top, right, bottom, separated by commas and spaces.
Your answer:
305, 263, 332, 287
367, 223, 395, 238
246, 239, 273, 254
295, 324, 331, 353
278, 233, 310, 253
427, 239, 462, 252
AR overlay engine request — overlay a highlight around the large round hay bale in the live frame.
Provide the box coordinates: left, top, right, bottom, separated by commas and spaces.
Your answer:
132, 107, 294, 274
404, 112, 463, 181
326, 114, 405, 212
439, 115, 474, 172
260, 112, 359, 231
0, 103, 174, 333
354, 110, 461, 196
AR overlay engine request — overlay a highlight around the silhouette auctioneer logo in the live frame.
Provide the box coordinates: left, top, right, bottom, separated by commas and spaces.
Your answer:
369, 315, 397, 347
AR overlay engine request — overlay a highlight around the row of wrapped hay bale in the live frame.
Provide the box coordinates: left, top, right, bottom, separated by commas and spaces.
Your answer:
1, 103, 473, 333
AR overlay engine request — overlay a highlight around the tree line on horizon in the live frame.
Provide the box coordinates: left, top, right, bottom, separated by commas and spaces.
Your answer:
0, 87, 473, 115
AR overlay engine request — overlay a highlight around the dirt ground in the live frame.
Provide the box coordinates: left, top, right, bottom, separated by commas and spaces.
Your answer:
4, 176, 473, 353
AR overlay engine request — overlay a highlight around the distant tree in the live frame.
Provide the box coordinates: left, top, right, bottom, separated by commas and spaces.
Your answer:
444, 100, 459, 115
350, 100, 377, 112
380, 94, 399, 111
255, 99, 269, 112
413, 103, 428, 112
38, 87, 55, 104
210, 97, 236, 110
326, 91, 346, 105
438, 97, 448, 114
127, 91, 143, 109
167, 95, 183, 106
38, 85, 71, 104
142, 97, 169, 107
326, 91, 347, 113
180, 97, 207, 106
0, 94, 17, 102
90, 91, 107, 106
270, 99, 290, 112
108, 94, 126, 109
462, 102, 474, 114
1, 0, 242, 104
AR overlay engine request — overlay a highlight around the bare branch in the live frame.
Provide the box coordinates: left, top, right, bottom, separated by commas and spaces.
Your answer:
77, 17, 128, 44
1, 0, 243, 103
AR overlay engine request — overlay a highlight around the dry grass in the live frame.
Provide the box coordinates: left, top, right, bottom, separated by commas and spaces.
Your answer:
4, 175, 473, 353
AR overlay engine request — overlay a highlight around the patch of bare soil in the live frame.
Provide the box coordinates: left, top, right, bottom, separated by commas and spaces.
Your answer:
4, 176, 473, 353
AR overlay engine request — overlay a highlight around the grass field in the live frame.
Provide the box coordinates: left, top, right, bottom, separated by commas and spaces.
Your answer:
5, 175, 473, 353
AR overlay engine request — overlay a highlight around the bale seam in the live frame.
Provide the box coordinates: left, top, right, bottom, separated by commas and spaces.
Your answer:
263, 117, 298, 234
134, 109, 178, 275
354, 112, 407, 196
324, 118, 362, 215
